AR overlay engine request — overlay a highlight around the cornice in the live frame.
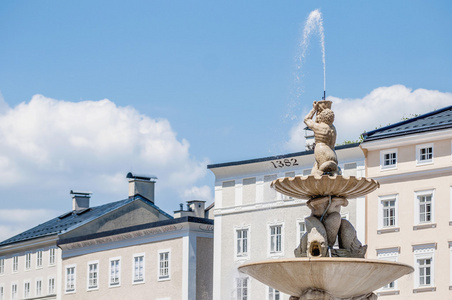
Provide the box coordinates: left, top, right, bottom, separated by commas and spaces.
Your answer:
0, 235, 58, 254
371, 166, 452, 184
361, 129, 452, 151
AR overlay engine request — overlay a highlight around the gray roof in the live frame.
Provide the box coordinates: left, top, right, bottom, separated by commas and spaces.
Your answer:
362, 105, 452, 142
0, 195, 173, 247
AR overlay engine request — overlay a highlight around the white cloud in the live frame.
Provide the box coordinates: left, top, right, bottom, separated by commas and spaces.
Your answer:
0, 209, 60, 241
0, 95, 211, 226
286, 85, 452, 151
183, 185, 212, 201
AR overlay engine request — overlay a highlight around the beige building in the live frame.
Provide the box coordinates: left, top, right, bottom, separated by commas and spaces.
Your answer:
361, 105, 452, 299
208, 144, 366, 300
0, 173, 213, 300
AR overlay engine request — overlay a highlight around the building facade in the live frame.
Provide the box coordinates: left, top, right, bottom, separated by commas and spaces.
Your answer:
361, 105, 452, 299
0, 173, 213, 300
208, 144, 366, 300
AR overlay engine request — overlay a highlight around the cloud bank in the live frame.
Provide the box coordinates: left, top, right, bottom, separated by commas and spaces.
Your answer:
286, 85, 452, 151
0, 95, 211, 241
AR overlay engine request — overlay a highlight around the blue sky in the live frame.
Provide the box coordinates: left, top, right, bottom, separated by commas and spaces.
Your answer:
0, 1, 451, 240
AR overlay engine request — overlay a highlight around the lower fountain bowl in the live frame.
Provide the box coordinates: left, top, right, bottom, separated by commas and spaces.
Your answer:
238, 258, 413, 298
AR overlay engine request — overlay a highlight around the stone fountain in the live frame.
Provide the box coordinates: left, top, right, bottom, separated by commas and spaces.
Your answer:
238, 100, 413, 300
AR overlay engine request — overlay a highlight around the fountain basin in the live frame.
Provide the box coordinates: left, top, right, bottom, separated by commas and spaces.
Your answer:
271, 175, 380, 199
238, 258, 413, 298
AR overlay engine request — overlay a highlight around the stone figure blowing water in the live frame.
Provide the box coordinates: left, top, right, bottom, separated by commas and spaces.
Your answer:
304, 100, 340, 176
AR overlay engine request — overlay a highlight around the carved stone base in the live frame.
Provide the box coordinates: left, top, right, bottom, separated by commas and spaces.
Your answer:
290, 289, 377, 300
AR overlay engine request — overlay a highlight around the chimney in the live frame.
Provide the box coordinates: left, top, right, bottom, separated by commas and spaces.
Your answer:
70, 190, 92, 211
187, 200, 206, 218
126, 172, 157, 203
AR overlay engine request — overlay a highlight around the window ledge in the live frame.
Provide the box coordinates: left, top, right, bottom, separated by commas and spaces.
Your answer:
377, 290, 399, 296
377, 227, 400, 234
413, 223, 436, 230
413, 287, 436, 293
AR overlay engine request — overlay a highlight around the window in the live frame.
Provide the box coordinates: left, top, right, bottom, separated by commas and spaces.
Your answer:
25, 252, 32, 270
158, 251, 170, 280
0, 258, 4, 274
236, 229, 249, 258
0, 285, 3, 300
268, 287, 280, 300
36, 280, 42, 297
133, 255, 145, 283
418, 258, 432, 286
49, 248, 56, 265
415, 190, 434, 225
109, 258, 121, 286
65, 265, 76, 293
270, 225, 283, 254
380, 149, 397, 170
298, 221, 306, 240
416, 143, 433, 165
48, 278, 55, 295
382, 200, 396, 227
413, 244, 435, 289
24, 281, 30, 298
377, 248, 399, 291
88, 262, 98, 289
236, 277, 248, 300
36, 251, 43, 268
12, 256, 18, 272
11, 284, 17, 300
378, 195, 398, 229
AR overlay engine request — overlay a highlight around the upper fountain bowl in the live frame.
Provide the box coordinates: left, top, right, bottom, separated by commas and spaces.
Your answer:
271, 175, 380, 199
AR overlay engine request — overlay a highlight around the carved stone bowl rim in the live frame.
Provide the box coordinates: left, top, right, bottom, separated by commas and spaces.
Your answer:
271, 175, 380, 200
238, 257, 413, 298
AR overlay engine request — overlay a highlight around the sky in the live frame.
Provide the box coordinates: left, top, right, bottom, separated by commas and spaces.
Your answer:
0, 1, 451, 241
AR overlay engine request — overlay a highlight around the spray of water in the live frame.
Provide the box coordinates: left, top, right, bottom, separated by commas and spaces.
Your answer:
296, 9, 326, 97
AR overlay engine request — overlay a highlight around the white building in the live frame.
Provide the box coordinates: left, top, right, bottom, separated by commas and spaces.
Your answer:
208, 144, 366, 300
361, 105, 452, 299
0, 173, 213, 300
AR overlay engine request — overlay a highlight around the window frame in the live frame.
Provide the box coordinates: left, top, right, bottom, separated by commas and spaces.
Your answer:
414, 190, 435, 225
35, 278, 42, 297
11, 283, 18, 300
87, 261, 99, 291
36, 250, 43, 268
25, 252, 32, 270
48, 277, 55, 295
268, 222, 284, 257
268, 286, 280, 300
24, 280, 31, 299
132, 253, 145, 284
65, 264, 76, 294
109, 257, 121, 287
49, 247, 56, 266
416, 143, 434, 165
413, 244, 435, 289
235, 226, 250, 260
296, 218, 307, 247
12, 256, 18, 273
380, 148, 398, 170
378, 194, 398, 229
236, 277, 249, 300
376, 248, 399, 291
158, 250, 171, 281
